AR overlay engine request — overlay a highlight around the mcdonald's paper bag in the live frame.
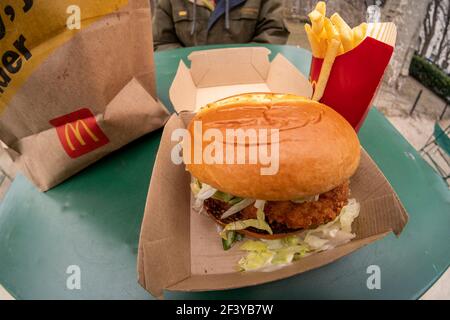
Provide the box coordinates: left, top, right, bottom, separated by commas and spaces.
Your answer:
310, 23, 396, 131
0, 0, 169, 191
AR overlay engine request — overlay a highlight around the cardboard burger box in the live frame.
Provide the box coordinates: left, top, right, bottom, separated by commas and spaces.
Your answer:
137, 47, 408, 299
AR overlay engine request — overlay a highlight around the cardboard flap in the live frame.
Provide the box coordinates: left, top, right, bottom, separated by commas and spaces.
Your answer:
169, 48, 316, 113
169, 61, 198, 113
267, 54, 313, 98
188, 47, 271, 87
137, 114, 191, 298
351, 149, 408, 237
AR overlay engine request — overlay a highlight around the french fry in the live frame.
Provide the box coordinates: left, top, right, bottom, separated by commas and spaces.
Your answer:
360, 22, 368, 37
338, 43, 345, 55
324, 18, 340, 40
315, 1, 326, 16
339, 30, 354, 52
318, 38, 328, 57
305, 23, 324, 58
313, 39, 340, 101
330, 13, 352, 34
306, 4, 368, 58
308, 10, 324, 35
352, 23, 367, 48
330, 13, 354, 51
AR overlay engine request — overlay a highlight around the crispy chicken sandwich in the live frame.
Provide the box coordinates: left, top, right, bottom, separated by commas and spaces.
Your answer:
186, 93, 361, 248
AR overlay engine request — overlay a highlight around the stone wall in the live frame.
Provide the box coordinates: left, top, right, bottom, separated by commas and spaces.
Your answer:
381, 0, 430, 88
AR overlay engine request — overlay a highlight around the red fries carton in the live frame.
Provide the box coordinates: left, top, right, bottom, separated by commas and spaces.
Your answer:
310, 23, 397, 131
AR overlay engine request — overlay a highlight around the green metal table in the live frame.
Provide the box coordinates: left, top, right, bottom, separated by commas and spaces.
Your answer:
0, 44, 449, 300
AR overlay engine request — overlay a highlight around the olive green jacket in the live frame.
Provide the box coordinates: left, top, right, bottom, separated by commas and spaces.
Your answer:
152, 0, 289, 51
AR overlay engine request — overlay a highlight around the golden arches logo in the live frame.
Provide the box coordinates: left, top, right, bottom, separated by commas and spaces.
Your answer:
64, 120, 99, 151
50, 108, 109, 158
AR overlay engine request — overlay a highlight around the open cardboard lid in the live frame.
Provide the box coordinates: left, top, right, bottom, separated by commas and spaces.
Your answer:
169, 47, 313, 112
137, 113, 409, 299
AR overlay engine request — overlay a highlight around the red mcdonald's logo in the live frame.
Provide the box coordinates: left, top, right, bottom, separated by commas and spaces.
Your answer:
50, 108, 109, 158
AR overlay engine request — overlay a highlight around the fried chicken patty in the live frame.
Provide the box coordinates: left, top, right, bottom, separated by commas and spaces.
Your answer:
204, 181, 349, 234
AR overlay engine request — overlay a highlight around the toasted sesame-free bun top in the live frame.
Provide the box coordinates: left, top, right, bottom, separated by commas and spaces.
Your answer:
185, 93, 361, 201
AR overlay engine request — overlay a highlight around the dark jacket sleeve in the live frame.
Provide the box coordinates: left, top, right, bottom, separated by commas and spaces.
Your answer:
252, 0, 289, 44
152, 0, 183, 51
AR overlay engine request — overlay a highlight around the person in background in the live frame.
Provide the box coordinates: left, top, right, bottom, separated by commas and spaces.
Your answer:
152, 0, 289, 51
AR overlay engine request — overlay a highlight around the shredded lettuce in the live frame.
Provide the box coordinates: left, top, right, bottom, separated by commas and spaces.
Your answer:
191, 178, 245, 210
213, 191, 244, 205
263, 239, 284, 250
228, 197, 244, 205
190, 178, 202, 196
238, 240, 309, 271
222, 231, 244, 251
221, 198, 255, 219
304, 199, 360, 251
238, 251, 275, 271
339, 199, 361, 233
220, 208, 273, 240
213, 192, 244, 205
256, 208, 265, 221
283, 235, 300, 246
213, 191, 234, 203
304, 234, 329, 250
271, 251, 295, 266
220, 217, 273, 240
192, 183, 217, 210
196, 183, 218, 200
291, 195, 320, 204
236, 199, 361, 271
240, 240, 269, 252
254, 200, 266, 211
272, 246, 308, 265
